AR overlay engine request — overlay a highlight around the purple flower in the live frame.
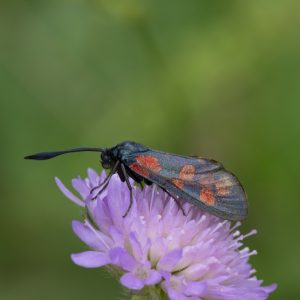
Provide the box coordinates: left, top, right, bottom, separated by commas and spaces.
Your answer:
56, 169, 277, 299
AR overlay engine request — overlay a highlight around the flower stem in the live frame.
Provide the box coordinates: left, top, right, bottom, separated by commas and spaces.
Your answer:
129, 286, 168, 300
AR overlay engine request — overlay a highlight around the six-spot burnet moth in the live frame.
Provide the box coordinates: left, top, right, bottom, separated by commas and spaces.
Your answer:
24, 141, 248, 221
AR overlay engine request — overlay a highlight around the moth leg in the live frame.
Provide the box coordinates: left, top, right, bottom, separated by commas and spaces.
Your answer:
143, 178, 152, 186
121, 163, 133, 218
91, 180, 110, 200
162, 188, 187, 216
173, 196, 187, 216
91, 161, 119, 199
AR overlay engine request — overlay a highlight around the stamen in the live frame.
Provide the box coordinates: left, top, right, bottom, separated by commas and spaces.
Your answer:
211, 220, 227, 234
149, 185, 156, 211
230, 221, 241, 232
241, 250, 257, 259
233, 230, 241, 237
250, 269, 257, 275
243, 229, 257, 239
239, 247, 249, 254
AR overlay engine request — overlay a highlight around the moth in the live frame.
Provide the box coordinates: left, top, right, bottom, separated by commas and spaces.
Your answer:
25, 141, 248, 221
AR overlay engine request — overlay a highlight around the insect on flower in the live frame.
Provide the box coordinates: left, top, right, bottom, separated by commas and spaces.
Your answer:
25, 141, 248, 221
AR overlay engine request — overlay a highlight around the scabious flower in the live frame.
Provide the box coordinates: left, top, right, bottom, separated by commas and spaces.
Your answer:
56, 169, 277, 300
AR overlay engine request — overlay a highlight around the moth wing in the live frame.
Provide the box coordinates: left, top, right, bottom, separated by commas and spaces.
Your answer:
166, 166, 247, 221
126, 151, 247, 221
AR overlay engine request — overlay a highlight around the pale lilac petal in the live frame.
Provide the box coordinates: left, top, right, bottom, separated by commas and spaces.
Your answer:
263, 283, 277, 293
182, 263, 209, 281
109, 247, 136, 271
157, 249, 182, 272
160, 270, 171, 281
72, 177, 90, 199
185, 281, 207, 296
109, 225, 124, 247
128, 232, 143, 261
149, 238, 168, 264
145, 270, 161, 285
55, 177, 84, 207
120, 273, 145, 290
106, 176, 126, 227
87, 168, 99, 186
92, 198, 112, 232
71, 251, 109, 268
167, 289, 189, 300
72, 220, 109, 251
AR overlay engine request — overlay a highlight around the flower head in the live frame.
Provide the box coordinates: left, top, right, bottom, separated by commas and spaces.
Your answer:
56, 169, 277, 300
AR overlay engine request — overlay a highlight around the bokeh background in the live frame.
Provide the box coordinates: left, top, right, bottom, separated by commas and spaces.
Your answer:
1, 1, 299, 299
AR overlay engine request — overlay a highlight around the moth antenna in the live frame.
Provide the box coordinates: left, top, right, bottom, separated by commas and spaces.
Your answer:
24, 147, 105, 160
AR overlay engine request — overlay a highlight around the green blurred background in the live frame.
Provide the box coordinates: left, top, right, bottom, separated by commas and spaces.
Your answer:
1, 0, 299, 299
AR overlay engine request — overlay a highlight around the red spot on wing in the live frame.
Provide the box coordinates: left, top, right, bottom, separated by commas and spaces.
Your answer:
172, 179, 184, 189
216, 186, 230, 196
200, 188, 215, 206
130, 163, 149, 177
130, 155, 161, 177
215, 177, 232, 196
199, 174, 215, 185
136, 155, 162, 173
178, 165, 195, 181
171, 165, 195, 189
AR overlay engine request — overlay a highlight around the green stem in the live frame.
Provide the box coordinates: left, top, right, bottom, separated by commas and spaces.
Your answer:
129, 286, 168, 300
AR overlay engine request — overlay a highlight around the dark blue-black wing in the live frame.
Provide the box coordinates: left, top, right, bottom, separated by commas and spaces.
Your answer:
126, 150, 248, 221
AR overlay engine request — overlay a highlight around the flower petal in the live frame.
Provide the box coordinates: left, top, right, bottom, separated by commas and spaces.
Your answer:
160, 270, 172, 281
128, 232, 143, 261
109, 247, 136, 271
261, 283, 277, 294
109, 225, 124, 247
55, 177, 84, 207
182, 263, 209, 281
87, 168, 99, 186
72, 220, 110, 251
106, 175, 127, 227
149, 237, 168, 264
166, 289, 189, 300
145, 270, 161, 285
71, 251, 109, 268
91, 197, 112, 232
72, 177, 90, 199
120, 273, 145, 290
185, 281, 207, 296
157, 249, 182, 272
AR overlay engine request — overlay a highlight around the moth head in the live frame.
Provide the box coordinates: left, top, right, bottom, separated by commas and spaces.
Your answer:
100, 150, 116, 169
